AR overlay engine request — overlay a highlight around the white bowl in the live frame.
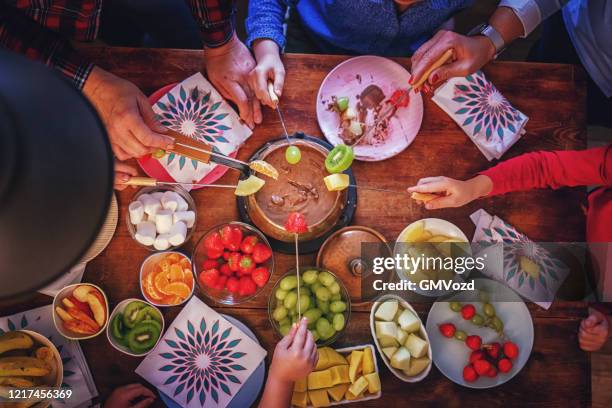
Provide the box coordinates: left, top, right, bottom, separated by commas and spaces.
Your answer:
52, 283, 109, 340
370, 294, 432, 382
106, 298, 165, 357
394, 218, 471, 297
139, 251, 194, 307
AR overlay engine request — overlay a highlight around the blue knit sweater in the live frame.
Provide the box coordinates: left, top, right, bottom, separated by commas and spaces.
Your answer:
246, 0, 473, 56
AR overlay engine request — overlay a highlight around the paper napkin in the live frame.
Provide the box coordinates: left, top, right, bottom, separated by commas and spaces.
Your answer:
0, 305, 99, 407
470, 209, 569, 309
152, 72, 252, 184
136, 297, 266, 408
433, 71, 528, 161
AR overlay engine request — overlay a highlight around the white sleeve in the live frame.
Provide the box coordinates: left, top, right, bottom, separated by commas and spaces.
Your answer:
499, 0, 566, 37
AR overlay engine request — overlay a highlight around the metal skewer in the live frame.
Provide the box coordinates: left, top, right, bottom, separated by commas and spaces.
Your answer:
123, 177, 237, 189
174, 142, 250, 166
268, 83, 292, 145
295, 233, 301, 321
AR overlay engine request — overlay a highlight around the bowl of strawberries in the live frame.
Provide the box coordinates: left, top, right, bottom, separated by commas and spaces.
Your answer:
192, 222, 274, 304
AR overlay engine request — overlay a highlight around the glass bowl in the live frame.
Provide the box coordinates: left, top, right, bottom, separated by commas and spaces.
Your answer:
126, 185, 196, 251
268, 267, 351, 346
139, 251, 195, 307
192, 221, 274, 305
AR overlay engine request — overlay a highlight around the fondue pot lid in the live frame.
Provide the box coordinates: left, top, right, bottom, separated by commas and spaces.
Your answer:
316, 226, 391, 305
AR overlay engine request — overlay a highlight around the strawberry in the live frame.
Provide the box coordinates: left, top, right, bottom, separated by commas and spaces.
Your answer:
498, 358, 513, 373
469, 350, 485, 364
238, 277, 257, 296
465, 335, 482, 351
463, 364, 479, 382
252, 266, 270, 288
219, 263, 232, 276
486, 342, 501, 359
207, 248, 223, 259
228, 252, 241, 272
461, 304, 476, 320
220, 225, 243, 251
284, 212, 308, 234
252, 243, 272, 264
204, 232, 224, 255
239, 255, 255, 275
198, 268, 219, 288
438, 323, 456, 338
215, 275, 228, 290
486, 365, 498, 378
240, 235, 259, 254
226, 277, 240, 293
503, 341, 519, 359
202, 259, 219, 270
223, 251, 230, 260
473, 359, 491, 376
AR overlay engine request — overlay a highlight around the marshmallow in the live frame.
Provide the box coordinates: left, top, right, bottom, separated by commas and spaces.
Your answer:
168, 221, 187, 246
161, 191, 179, 212
155, 209, 173, 234
148, 212, 156, 222
151, 191, 165, 201
154, 234, 171, 251
176, 194, 189, 212
135, 221, 156, 246
128, 201, 144, 225
141, 195, 161, 217
137, 193, 152, 205
173, 211, 195, 228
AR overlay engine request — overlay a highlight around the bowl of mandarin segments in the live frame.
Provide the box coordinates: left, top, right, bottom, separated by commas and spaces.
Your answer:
140, 251, 195, 307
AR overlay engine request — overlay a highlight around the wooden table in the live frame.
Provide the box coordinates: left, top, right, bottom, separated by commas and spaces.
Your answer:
6, 48, 591, 406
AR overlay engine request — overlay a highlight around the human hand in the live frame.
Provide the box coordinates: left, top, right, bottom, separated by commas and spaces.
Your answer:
269, 318, 318, 383
410, 30, 496, 90
248, 39, 286, 109
205, 34, 261, 128
104, 384, 156, 408
579, 308, 610, 352
83, 67, 174, 161
114, 161, 138, 191
407, 175, 492, 210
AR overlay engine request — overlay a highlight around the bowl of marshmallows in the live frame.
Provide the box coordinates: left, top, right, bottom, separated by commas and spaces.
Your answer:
127, 186, 196, 251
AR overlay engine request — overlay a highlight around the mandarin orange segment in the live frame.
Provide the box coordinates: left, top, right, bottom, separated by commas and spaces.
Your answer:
142, 272, 165, 301
166, 253, 181, 263
159, 258, 171, 273
164, 282, 191, 299
163, 295, 181, 305
183, 272, 194, 288
169, 264, 184, 282
179, 258, 191, 269
154, 271, 171, 295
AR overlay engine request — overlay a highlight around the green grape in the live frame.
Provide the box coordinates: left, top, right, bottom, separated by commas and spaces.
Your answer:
332, 314, 346, 331
449, 301, 462, 312
311, 330, 320, 342
151, 149, 166, 159
315, 287, 331, 302
316, 318, 332, 338
317, 300, 330, 313
454, 330, 467, 341
275, 289, 288, 301
280, 276, 299, 290
302, 270, 319, 284
300, 286, 311, 296
272, 306, 288, 321
471, 314, 484, 326
318, 271, 336, 287
299, 294, 311, 310
329, 282, 341, 295
483, 303, 496, 317
279, 325, 291, 336
330, 293, 342, 301
283, 291, 298, 309
285, 145, 302, 164
491, 316, 504, 332
278, 317, 290, 327
304, 309, 322, 326
330, 301, 347, 313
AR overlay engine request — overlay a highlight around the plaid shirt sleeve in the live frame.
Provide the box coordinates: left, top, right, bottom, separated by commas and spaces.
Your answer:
0, 5, 94, 89
187, 0, 236, 48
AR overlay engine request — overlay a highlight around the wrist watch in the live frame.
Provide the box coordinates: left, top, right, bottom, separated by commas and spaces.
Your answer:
467, 23, 506, 58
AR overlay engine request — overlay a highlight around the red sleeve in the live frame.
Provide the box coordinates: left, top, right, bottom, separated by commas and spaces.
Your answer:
480, 145, 612, 196
188, 0, 236, 48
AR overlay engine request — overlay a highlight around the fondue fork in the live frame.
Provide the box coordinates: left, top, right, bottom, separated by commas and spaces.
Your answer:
267, 83, 292, 145
123, 176, 237, 189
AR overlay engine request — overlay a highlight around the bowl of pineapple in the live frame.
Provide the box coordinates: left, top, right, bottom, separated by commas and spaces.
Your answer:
370, 294, 432, 382
291, 345, 381, 407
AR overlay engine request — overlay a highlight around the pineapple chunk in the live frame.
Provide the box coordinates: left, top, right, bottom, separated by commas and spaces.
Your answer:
329, 365, 350, 385
292, 391, 308, 407
294, 377, 307, 392
307, 369, 333, 390
382, 346, 398, 360
362, 347, 375, 374
308, 389, 330, 407
375, 321, 397, 342
390, 347, 411, 370
327, 384, 349, 402
348, 350, 363, 383
374, 301, 398, 321
403, 356, 431, 377
405, 333, 428, 358
364, 372, 381, 394
348, 376, 369, 397
397, 309, 421, 333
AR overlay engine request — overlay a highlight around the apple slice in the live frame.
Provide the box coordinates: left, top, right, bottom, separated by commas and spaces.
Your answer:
374, 301, 398, 322
66, 307, 99, 331
390, 347, 411, 370
55, 307, 73, 322
73, 285, 94, 302
405, 333, 428, 358
86, 292, 106, 327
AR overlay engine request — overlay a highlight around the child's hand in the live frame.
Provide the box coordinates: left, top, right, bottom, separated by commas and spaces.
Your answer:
579, 308, 610, 352
269, 318, 318, 383
249, 39, 286, 109
114, 161, 138, 191
104, 384, 156, 408
407, 175, 492, 210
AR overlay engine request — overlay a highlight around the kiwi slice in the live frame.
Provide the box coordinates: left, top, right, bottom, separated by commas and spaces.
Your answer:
325, 144, 354, 173
122, 301, 147, 329
127, 321, 161, 353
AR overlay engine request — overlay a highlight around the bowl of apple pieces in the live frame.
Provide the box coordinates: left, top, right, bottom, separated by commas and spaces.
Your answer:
52, 283, 109, 340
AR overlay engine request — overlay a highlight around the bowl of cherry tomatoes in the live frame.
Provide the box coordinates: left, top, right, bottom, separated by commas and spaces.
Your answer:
192, 222, 274, 304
